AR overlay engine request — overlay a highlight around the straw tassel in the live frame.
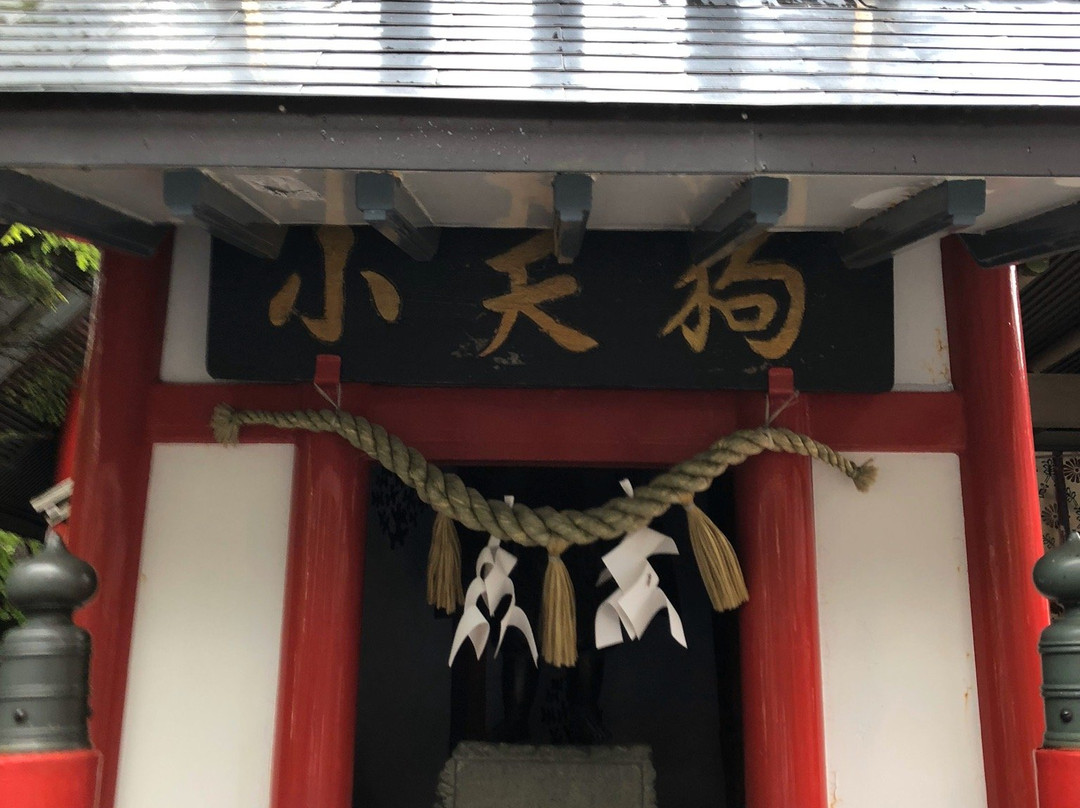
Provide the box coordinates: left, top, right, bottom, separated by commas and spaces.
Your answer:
211, 404, 240, 445
851, 460, 878, 493
541, 539, 577, 668
683, 498, 749, 612
427, 512, 464, 614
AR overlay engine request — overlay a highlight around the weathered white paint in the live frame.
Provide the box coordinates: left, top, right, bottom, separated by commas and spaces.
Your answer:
814, 453, 986, 808
892, 237, 952, 390
114, 444, 294, 808
160, 225, 213, 383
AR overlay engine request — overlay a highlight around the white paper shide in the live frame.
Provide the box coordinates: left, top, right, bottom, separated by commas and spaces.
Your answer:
448, 496, 539, 666
595, 480, 687, 651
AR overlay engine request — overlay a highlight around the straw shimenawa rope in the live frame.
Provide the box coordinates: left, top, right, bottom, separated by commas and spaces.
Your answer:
212, 404, 876, 548
212, 404, 876, 666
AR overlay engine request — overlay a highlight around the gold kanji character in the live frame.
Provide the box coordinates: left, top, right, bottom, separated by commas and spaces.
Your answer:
480, 233, 598, 356
660, 236, 805, 360
268, 226, 400, 344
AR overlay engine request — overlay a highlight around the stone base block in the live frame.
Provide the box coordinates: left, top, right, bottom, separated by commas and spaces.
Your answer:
435, 742, 656, 808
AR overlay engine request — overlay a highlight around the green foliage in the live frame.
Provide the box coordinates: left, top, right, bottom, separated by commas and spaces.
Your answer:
0, 224, 101, 308
2, 364, 75, 427
0, 224, 102, 430
0, 226, 101, 617
0, 530, 38, 624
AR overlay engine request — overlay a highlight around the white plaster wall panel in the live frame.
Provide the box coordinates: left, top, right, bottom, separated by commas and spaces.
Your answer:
892, 237, 952, 390
114, 444, 294, 808
814, 453, 986, 808
160, 225, 214, 383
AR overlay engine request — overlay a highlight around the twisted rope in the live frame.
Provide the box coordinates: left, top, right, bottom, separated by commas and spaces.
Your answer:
212, 404, 876, 549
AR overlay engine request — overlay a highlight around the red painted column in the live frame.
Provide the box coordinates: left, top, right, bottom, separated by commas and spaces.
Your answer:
941, 236, 1048, 808
734, 397, 827, 808
0, 750, 102, 808
64, 238, 172, 808
55, 379, 81, 483
270, 429, 368, 808
50, 380, 82, 542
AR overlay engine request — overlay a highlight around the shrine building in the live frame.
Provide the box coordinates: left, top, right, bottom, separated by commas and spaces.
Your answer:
0, 2, 1078, 808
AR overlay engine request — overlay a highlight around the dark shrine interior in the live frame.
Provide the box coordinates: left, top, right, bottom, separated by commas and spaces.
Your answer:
354, 465, 744, 808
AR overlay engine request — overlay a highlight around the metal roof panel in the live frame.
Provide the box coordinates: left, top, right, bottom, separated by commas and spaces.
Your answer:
3, 0, 1080, 106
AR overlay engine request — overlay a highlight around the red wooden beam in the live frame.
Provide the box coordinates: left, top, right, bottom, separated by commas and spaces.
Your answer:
942, 235, 1048, 808
808, 391, 965, 453
1036, 749, 1080, 808
65, 240, 173, 808
148, 384, 963, 460
0, 750, 102, 808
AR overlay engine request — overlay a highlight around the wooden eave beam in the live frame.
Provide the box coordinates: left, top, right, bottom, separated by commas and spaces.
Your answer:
838, 179, 986, 270
691, 176, 789, 263
0, 169, 167, 257
354, 172, 439, 261
164, 169, 286, 260
961, 198, 1080, 268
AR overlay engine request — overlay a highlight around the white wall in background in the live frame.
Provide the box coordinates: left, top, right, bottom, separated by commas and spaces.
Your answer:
114, 444, 294, 808
814, 452, 985, 808
893, 237, 952, 390
160, 225, 213, 383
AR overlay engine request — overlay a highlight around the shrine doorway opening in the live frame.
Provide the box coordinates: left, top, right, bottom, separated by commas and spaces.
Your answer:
354, 464, 743, 808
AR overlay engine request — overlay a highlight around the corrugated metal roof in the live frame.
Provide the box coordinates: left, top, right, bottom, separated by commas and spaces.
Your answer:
1021, 252, 1080, 373
2, 0, 1080, 106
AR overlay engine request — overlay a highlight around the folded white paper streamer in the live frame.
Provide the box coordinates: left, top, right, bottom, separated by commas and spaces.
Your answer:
449, 496, 539, 666
595, 480, 687, 651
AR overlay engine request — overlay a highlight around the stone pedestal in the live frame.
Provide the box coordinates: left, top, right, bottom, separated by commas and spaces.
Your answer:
435, 742, 656, 808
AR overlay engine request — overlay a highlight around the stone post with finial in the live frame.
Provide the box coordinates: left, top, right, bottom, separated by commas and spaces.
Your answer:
1033, 530, 1080, 808
0, 531, 102, 808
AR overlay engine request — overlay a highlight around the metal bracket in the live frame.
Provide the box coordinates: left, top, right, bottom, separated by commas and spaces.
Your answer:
314, 354, 342, 410
553, 173, 593, 264
765, 367, 798, 425
30, 478, 74, 527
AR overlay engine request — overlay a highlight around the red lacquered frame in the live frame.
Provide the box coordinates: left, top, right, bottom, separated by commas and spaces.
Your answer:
0, 750, 102, 808
65, 242, 172, 808
61, 231, 1048, 808
1035, 748, 1080, 808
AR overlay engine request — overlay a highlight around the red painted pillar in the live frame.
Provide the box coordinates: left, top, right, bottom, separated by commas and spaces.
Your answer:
270, 428, 368, 808
64, 238, 172, 808
941, 236, 1048, 808
55, 380, 81, 483
0, 750, 102, 808
734, 397, 827, 808
50, 379, 82, 542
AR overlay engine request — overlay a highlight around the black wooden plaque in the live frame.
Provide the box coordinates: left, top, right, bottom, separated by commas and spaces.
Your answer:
207, 227, 893, 391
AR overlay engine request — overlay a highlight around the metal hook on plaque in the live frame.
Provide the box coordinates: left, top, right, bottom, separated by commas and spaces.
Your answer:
764, 367, 799, 426
314, 354, 343, 411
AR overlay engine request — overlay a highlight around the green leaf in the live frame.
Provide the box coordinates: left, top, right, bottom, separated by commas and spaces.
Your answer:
0, 530, 39, 624
2, 364, 74, 427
